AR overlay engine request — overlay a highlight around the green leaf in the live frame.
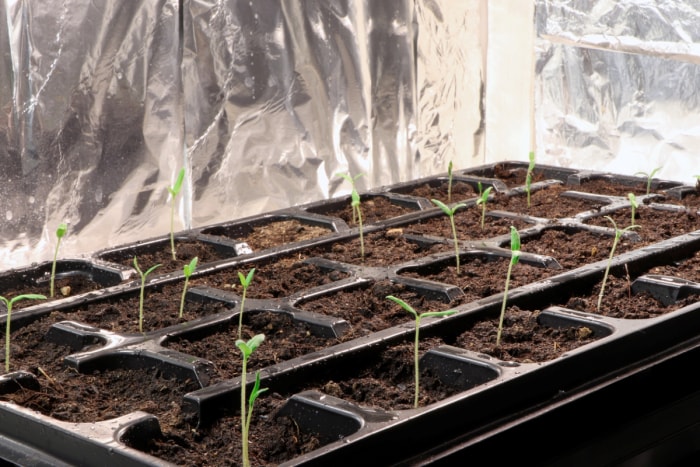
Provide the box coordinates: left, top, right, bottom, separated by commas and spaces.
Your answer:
168, 168, 186, 197
236, 333, 265, 358
56, 223, 68, 239
509, 226, 521, 265
386, 295, 418, 318
184, 257, 198, 277
238, 268, 255, 288
476, 186, 493, 206
628, 192, 638, 208
528, 151, 536, 170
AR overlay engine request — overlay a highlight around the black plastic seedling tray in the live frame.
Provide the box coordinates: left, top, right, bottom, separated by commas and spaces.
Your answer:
1, 161, 700, 466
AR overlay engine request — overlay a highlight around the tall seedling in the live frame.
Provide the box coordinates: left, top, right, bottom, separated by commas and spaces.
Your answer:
237, 268, 255, 339
236, 334, 267, 467
496, 227, 521, 347
627, 193, 639, 226
431, 199, 467, 275
525, 151, 536, 208
597, 217, 640, 312
634, 166, 661, 196
476, 182, 493, 230
50, 223, 68, 298
133, 257, 162, 333
385, 296, 456, 408
167, 168, 186, 261
2, 294, 46, 372
336, 173, 365, 260
179, 257, 198, 318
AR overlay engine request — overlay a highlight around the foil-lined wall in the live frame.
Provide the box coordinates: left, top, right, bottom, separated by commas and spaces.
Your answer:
535, 1, 700, 183
0, 0, 467, 267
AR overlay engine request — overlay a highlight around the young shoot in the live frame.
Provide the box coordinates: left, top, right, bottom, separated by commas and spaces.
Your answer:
634, 166, 661, 196
496, 227, 521, 347
237, 268, 255, 339
2, 294, 46, 372
386, 296, 456, 408
133, 257, 162, 333
167, 168, 186, 261
447, 160, 454, 203
597, 216, 640, 312
50, 222, 68, 298
179, 257, 198, 319
628, 193, 639, 226
235, 333, 267, 467
525, 151, 536, 208
431, 199, 467, 275
476, 183, 493, 230
336, 172, 365, 260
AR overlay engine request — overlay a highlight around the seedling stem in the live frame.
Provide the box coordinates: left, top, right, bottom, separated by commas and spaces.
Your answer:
634, 166, 661, 196
476, 183, 493, 230
385, 296, 456, 408
597, 216, 640, 311
496, 227, 521, 347
50, 223, 68, 298
431, 199, 466, 274
526, 151, 536, 208
167, 168, 186, 261
236, 334, 267, 467
336, 173, 365, 260
133, 257, 162, 333
179, 257, 198, 318
237, 268, 255, 339
2, 294, 46, 372
447, 160, 454, 203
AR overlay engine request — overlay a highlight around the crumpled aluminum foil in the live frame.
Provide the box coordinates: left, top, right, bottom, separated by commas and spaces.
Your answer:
535, 1, 700, 183
4, 0, 458, 267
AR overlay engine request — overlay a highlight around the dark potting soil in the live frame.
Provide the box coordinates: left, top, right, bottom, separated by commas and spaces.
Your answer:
1, 174, 699, 466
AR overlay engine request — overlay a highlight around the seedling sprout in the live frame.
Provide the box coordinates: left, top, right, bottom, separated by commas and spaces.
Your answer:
496, 227, 521, 347
179, 257, 198, 318
476, 182, 493, 230
2, 294, 46, 372
431, 199, 467, 274
447, 160, 454, 203
634, 166, 661, 196
597, 216, 640, 312
237, 268, 255, 339
525, 151, 536, 208
235, 333, 267, 467
385, 296, 456, 408
133, 257, 162, 333
628, 193, 638, 226
50, 222, 68, 298
336, 172, 365, 260
167, 168, 185, 261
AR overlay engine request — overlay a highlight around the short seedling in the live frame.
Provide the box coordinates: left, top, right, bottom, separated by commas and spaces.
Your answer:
628, 193, 639, 226
2, 294, 46, 372
525, 151, 536, 208
235, 333, 267, 467
237, 268, 255, 339
179, 257, 198, 319
476, 182, 493, 230
133, 257, 162, 333
597, 216, 640, 312
496, 227, 521, 347
385, 296, 456, 408
447, 160, 454, 203
167, 168, 186, 261
50, 222, 68, 298
336, 172, 365, 260
634, 166, 661, 196
431, 199, 467, 274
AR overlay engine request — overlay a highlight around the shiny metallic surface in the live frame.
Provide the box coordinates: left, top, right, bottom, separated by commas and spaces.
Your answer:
535, 1, 700, 183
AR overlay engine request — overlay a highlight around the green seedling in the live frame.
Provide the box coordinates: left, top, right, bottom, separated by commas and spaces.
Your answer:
447, 160, 454, 203
476, 183, 493, 230
525, 151, 536, 208
235, 333, 267, 467
237, 268, 255, 339
385, 296, 456, 408
628, 193, 639, 226
167, 168, 186, 261
336, 172, 365, 260
50, 222, 68, 298
597, 216, 640, 312
634, 166, 661, 196
2, 294, 46, 372
133, 257, 162, 333
431, 199, 467, 275
179, 257, 198, 318
496, 227, 521, 347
